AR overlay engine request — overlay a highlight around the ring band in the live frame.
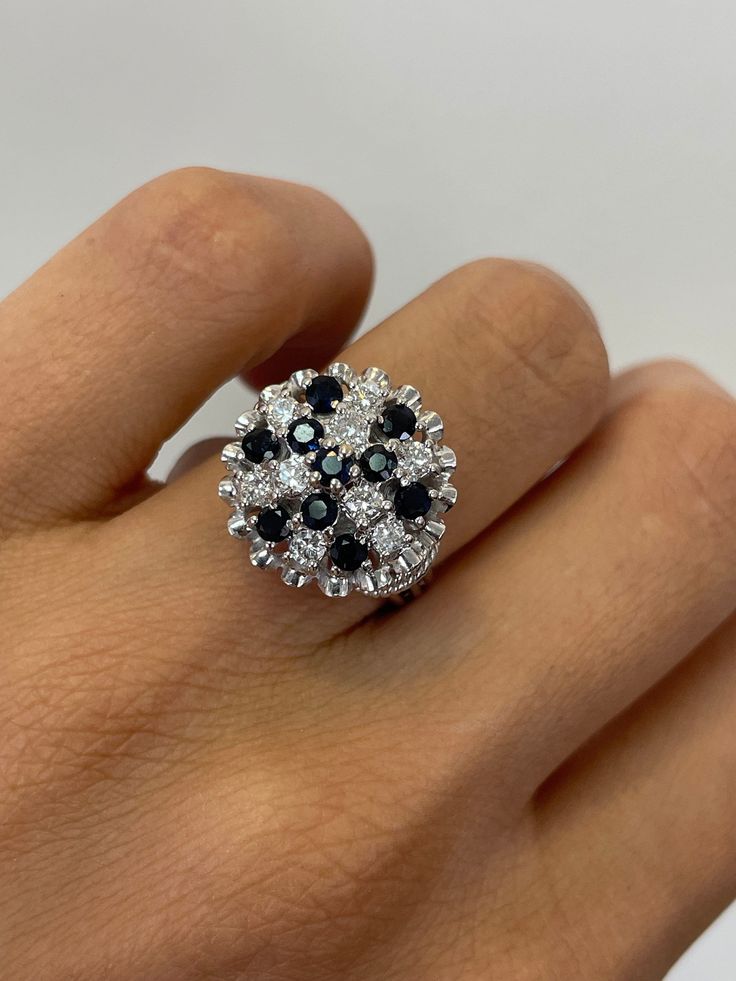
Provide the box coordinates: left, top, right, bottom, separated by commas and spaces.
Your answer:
219, 363, 457, 598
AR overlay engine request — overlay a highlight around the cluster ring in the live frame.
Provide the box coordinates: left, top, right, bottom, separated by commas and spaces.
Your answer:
218, 363, 457, 598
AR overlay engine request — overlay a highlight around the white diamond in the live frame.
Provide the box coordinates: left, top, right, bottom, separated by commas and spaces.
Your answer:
370, 516, 406, 557
266, 395, 302, 429
288, 529, 327, 569
276, 456, 310, 494
348, 378, 387, 416
324, 405, 370, 452
342, 484, 385, 525
236, 467, 273, 506
398, 441, 434, 480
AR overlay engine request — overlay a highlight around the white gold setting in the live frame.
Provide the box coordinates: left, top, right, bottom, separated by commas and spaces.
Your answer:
219, 364, 457, 598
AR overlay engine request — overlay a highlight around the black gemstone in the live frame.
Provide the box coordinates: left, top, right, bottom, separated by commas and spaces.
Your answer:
242, 426, 280, 464
287, 417, 324, 454
330, 533, 368, 571
380, 403, 416, 441
360, 444, 398, 482
305, 374, 343, 414
394, 482, 432, 520
313, 447, 354, 486
256, 505, 291, 542
301, 492, 338, 530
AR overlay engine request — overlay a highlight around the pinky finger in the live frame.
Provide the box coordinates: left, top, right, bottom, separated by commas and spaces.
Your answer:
535, 612, 736, 980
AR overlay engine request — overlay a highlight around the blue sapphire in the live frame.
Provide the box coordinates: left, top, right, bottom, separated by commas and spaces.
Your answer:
394, 482, 432, 520
330, 533, 368, 571
287, 417, 324, 454
305, 374, 343, 414
256, 505, 291, 542
360, 444, 398, 483
301, 492, 338, 530
313, 447, 353, 486
242, 427, 280, 464
380, 403, 416, 441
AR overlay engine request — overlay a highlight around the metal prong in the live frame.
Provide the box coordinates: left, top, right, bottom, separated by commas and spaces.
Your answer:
326, 362, 357, 386
289, 368, 318, 393
438, 484, 458, 510
361, 366, 392, 393
418, 410, 443, 442
227, 512, 250, 538
393, 384, 422, 413
221, 442, 244, 467
218, 477, 236, 503
235, 411, 262, 436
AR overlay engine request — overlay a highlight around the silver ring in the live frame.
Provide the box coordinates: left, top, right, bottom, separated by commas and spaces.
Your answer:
218, 363, 457, 598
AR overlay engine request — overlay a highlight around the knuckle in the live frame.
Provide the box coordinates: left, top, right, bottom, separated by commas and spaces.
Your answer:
619, 362, 736, 530
116, 167, 300, 303
448, 258, 609, 426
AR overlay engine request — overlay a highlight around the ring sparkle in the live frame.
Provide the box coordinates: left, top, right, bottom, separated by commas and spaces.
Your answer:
219, 363, 457, 597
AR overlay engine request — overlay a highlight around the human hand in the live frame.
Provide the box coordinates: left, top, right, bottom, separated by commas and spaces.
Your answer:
2, 168, 735, 980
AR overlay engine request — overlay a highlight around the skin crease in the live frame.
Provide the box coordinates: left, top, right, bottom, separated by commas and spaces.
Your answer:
1, 168, 736, 981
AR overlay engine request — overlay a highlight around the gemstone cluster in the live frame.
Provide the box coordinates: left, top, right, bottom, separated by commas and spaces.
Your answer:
219, 364, 457, 597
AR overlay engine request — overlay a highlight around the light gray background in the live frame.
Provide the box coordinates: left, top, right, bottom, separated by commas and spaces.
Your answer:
0, 1, 733, 976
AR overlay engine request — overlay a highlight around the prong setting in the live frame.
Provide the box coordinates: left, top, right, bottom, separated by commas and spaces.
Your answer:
219, 363, 456, 597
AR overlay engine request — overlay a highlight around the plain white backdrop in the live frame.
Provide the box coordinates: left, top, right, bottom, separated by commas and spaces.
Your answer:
0, 1, 734, 976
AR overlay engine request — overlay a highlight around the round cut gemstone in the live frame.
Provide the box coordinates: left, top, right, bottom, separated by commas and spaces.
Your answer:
276, 456, 310, 494
349, 377, 388, 415
394, 482, 432, 520
236, 466, 273, 506
305, 374, 343, 414
266, 394, 302, 429
360, 444, 398, 483
398, 440, 434, 481
341, 484, 385, 525
380, 403, 416, 441
369, 516, 406, 557
288, 528, 327, 569
256, 505, 291, 542
242, 426, 280, 464
313, 447, 353, 486
301, 492, 338, 530
287, 417, 324, 454
330, 533, 369, 571
323, 405, 370, 452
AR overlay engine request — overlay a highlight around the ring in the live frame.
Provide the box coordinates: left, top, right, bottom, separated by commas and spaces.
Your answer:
219, 363, 457, 598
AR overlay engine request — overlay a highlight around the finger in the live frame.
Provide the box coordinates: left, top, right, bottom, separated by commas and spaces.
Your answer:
379, 360, 736, 797
136, 259, 609, 638
536, 611, 736, 981
347, 259, 609, 553
0, 168, 372, 530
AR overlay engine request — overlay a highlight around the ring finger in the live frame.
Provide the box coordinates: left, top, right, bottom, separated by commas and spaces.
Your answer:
137, 258, 610, 637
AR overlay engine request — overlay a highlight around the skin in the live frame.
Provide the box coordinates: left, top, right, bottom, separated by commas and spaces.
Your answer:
1, 166, 735, 981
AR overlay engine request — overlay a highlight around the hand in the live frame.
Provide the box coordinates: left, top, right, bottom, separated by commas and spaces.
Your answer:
1, 167, 734, 981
